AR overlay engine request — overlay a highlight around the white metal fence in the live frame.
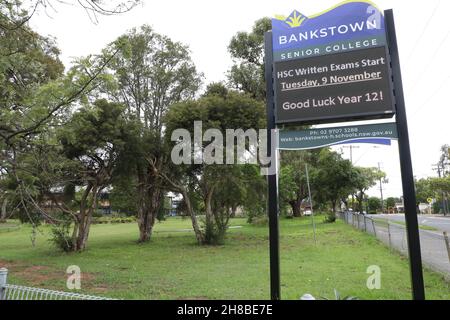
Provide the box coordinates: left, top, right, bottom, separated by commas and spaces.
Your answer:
338, 212, 450, 278
0, 268, 114, 300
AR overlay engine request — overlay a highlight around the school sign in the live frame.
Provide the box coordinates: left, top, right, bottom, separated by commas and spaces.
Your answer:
271, 1, 395, 124
265, 1, 425, 300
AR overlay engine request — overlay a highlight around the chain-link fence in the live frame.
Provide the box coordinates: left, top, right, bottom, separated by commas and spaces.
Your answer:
338, 212, 450, 278
0, 268, 114, 300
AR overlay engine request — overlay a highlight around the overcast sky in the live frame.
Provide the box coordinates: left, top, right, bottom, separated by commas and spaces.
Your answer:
30, 0, 450, 199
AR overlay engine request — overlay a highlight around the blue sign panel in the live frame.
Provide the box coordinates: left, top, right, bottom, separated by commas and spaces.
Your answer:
272, 1, 386, 62
278, 122, 397, 150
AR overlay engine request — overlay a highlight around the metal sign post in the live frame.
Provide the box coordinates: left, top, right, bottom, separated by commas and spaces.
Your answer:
305, 164, 317, 244
384, 9, 425, 300
264, 31, 281, 300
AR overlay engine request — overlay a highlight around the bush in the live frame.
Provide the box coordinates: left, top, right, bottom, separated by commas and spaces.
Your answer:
250, 215, 269, 226
203, 220, 226, 245
49, 219, 74, 252
323, 212, 336, 223
91, 216, 135, 224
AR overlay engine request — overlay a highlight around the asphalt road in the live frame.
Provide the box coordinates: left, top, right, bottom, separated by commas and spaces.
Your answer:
351, 213, 450, 276
368, 214, 450, 233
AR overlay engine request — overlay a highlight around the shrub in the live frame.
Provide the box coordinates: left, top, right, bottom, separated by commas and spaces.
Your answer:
91, 216, 135, 224
323, 212, 336, 223
203, 220, 226, 245
250, 215, 269, 226
49, 219, 74, 252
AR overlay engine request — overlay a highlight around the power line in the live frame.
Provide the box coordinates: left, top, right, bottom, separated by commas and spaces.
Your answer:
410, 74, 450, 116
406, 0, 441, 62
408, 24, 450, 95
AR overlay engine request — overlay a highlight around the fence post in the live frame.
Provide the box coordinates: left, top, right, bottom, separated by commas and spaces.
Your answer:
387, 223, 392, 250
372, 219, 376, 237
443, 232, 450, 265
364, 216, 367, 232
0, 268, 7, 300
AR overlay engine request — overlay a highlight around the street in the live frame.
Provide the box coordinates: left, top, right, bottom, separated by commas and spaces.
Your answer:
368, 214, 450, 233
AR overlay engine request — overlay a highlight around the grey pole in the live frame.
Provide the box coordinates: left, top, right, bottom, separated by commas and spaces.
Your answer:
385, 9, 425, 300
0, 268, 8, 300
305, 164, 317, 244
264, 31, 281, 300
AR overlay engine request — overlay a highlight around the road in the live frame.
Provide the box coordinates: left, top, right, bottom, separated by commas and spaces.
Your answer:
368, 214, 450, 233
347, 212, 450, 277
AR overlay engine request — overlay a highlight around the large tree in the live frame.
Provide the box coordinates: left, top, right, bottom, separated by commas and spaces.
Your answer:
278, 150, 319, 217
352, 166, 385, 214
162, 89, 265, 244
312, 149, 356, 215
0, 0, 141, 230
227, 18, 271, 101
94, 25, 203, 242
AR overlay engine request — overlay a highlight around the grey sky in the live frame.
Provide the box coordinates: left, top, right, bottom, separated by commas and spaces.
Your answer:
30, 0, 450, 199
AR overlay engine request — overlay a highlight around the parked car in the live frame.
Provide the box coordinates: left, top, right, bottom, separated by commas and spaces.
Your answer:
303, 210, 312, 216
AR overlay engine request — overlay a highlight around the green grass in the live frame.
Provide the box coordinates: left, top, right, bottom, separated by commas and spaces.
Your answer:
0, 216, 449, 300
0, 221, 21, 233
372, 218, 438, 231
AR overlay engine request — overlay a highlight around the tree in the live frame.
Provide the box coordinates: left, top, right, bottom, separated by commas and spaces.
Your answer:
92, 25, 203, 243
352, 167, 385, 214
368, 197, 382, 214
430, 176, 450, 194
227, 18, 271, 100
385, 197, 398, 210
278, 150, 319, 217
312, 149, 355, 215
0, 0, 141, 145
0, 1, 143, 233
1, 1, 141, 28
55, 99, 137, 251
162, 90, 265, 244
415, 178, 434, 203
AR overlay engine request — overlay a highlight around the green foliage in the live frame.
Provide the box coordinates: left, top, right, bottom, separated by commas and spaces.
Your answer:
278, 150, 318, 217
352, 166, 385, 213
415, 178, 434, 203
227, 18, 271, 100
49, 215, 74, 252
323, 212, 336, 223
92, 216, 135, 224
164, 89, 266, 244
430, 176, 450, 193
385, 197, 397, 209
248, 215, 268, 226
368, 197, 382, 214
312, 149, 355, 212
202, 218, 226, 246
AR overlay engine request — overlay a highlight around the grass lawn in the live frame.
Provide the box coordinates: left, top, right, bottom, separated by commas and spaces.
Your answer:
0, 216, 449, 300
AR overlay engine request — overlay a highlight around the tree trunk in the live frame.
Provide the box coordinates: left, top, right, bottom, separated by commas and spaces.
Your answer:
331, 199, 337, 214
205, 186, 214, 228
180, 188, 204, 244
230, 205, 237, 218
74, 184, 98, 251
357, 192, 364, 214
136, 164, 162, 243
290, 196, 303, 217
0, 197, 8, 223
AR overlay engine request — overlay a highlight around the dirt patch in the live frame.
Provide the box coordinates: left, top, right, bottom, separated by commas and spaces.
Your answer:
0, 259, 100, 288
